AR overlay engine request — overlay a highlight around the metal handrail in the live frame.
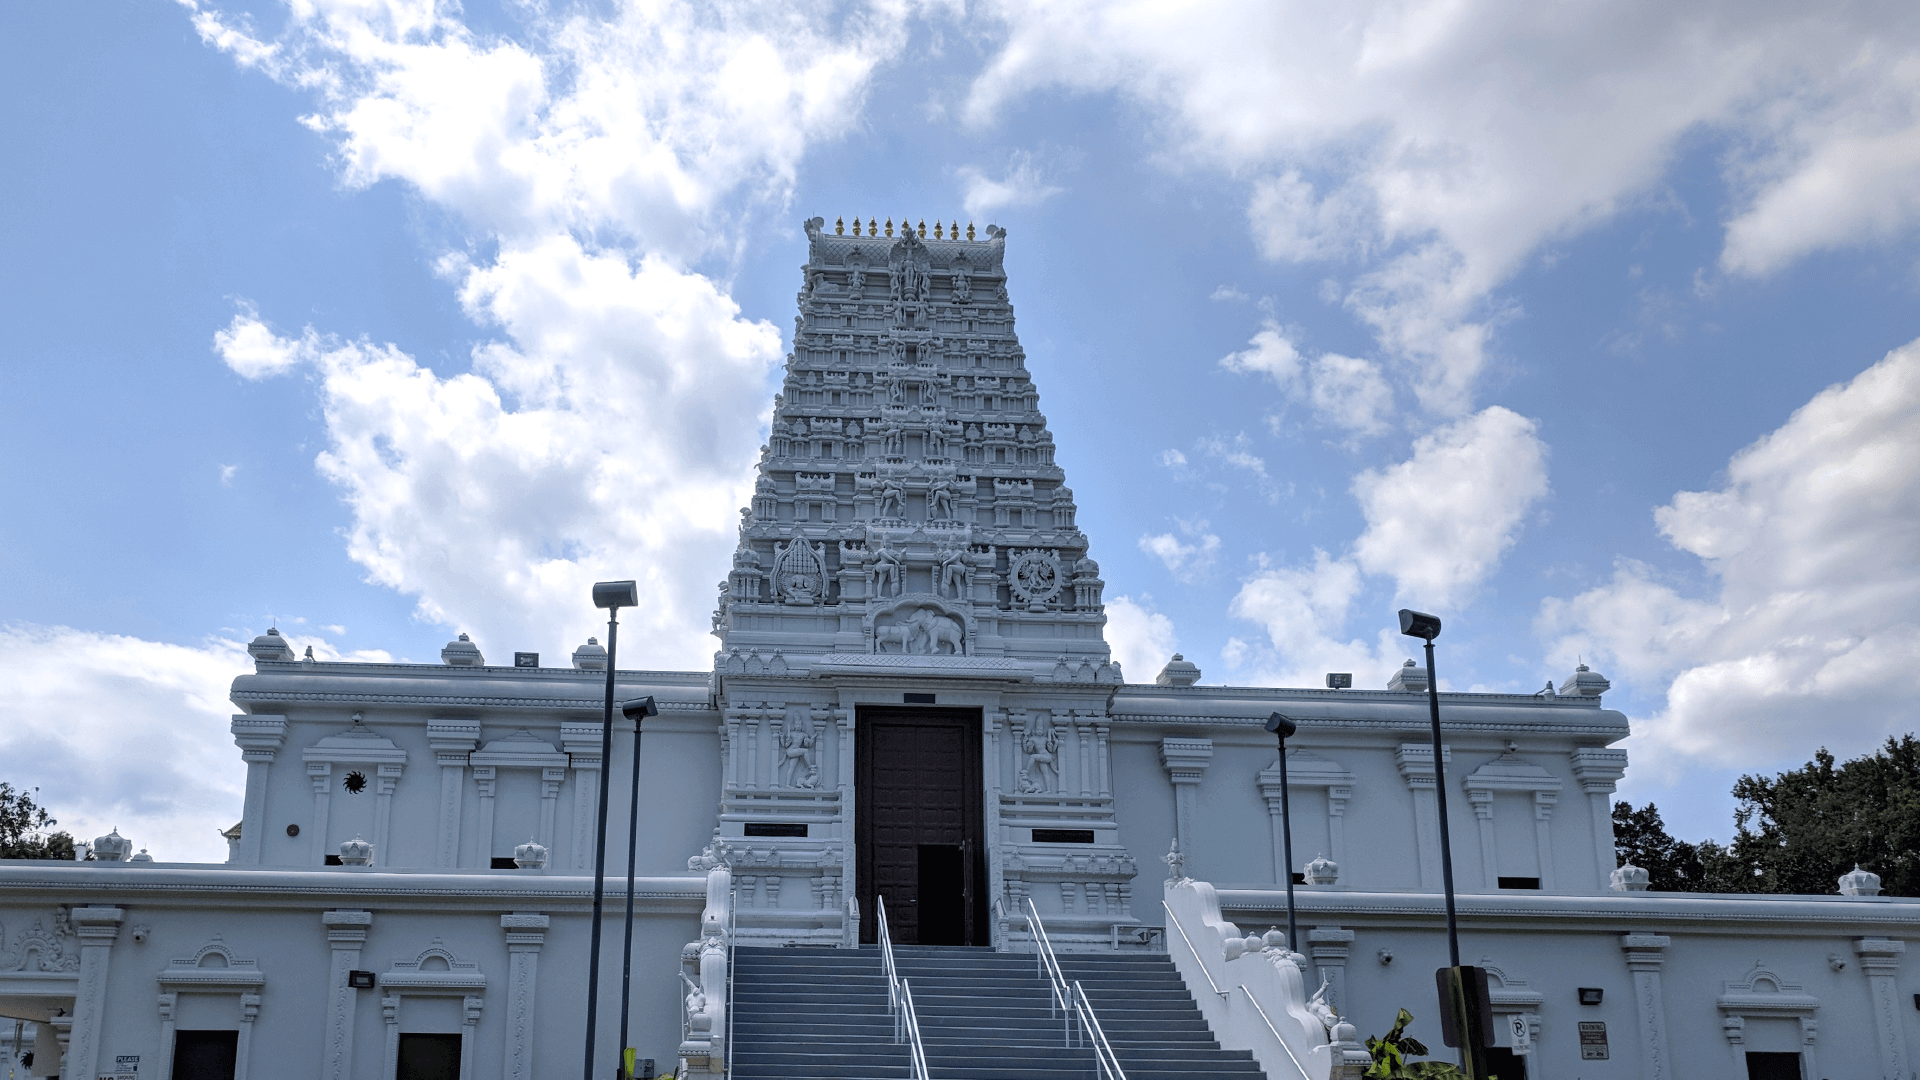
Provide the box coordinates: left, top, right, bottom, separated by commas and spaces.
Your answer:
1237, 984, 1311, 1079
876, 895, 930, 1080
1072, 980, 1128, 1080
1161, 900, 1228, 997
1024, 898, 1128, 1080
723, 883, 737, 1080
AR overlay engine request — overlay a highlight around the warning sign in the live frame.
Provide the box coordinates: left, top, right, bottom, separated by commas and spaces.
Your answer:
1578, 1021, 1609, 1060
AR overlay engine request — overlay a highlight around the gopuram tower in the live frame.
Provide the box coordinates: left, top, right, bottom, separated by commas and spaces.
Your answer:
706, 216, 1138, 950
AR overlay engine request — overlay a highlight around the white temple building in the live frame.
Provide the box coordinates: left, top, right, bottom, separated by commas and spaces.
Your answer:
2, 216, 1917, 1080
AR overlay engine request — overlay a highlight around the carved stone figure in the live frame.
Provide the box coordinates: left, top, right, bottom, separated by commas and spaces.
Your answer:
847, 252, 866, 294
937, 543, 970, 598
777, 722, 819, 789
882, 422, 905, 458
952, 265, 973, 303
1018, 712, 1060, 793
874, 607, 964, 655
772, 540, 827, 605
875, 478, 906, 519
928, 477, 957, 520
887, 377, 906, 405
1008, 549, 1063, 609
870, 544, 902, 596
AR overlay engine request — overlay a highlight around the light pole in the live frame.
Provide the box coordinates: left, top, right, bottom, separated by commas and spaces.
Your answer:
585, 580, 639, 1080
1263, 712, 1299, 953
617, 694, 659, 1080
1397, 607, 1458, 967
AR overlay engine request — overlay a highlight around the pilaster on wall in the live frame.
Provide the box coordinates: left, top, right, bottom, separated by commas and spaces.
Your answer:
428, 719, 481, 869
1619, 933, 1673, 1080
501, 913, 550, 1080
1854, 938, 1911, 1080
1257, 752, 1354, 885
231, 715, 287, 864
1570, 748, 1628, 890
1393, 744, 1450, 890
561, 722, 604, 871
322, 910, 373, 1080
1160, 738, 1214, 874
1308, 927, 1355, 1015
66, 906, 122, 1080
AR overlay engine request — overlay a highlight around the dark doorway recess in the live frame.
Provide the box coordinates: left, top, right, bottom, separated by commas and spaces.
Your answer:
1485, 1048, 1528, 1079
1745, 1052, 1803, 1080
171, 1030, 238, 1080
398, 1033, 462, 1080
857, 705, 987, 946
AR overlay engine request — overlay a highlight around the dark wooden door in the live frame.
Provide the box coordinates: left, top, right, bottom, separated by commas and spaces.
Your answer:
171, 1031, 238, 1080
857, 706, 985, 946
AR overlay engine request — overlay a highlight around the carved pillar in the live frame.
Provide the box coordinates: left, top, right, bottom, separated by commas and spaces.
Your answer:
1619, 933, 1673, 1080
1468, 790, 1497, 888
374, 763, 404, 864
501, 913, 550, 1080
1095, 721, 1112, 797
1075, 713, 1093, 797
322, 909, 373, 1080
382, 994, 402, 1080
1570, 748, 1628, 890
1327, 785, 1351, 871
67, 906, 122, 1080
1160, 738, 1214, 874
1532, 791, 1558, 891
156, 992, 179, 1080
1855, 938, 1911, 1080
539, 767, 566, 849
473, 766, 498, 865
1394, 744, 1448, 890
231, 714, 287, 864
836, 706, 856, 930
429, 719, 480, 868
1308, 928, 1356, 1016
309, 763, 334, 865
461, 996, 483, 1080
236, 992, 261, 1080
562, 721, 603, 871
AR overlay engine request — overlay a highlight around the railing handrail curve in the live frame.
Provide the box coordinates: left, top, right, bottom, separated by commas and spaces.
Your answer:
1161, 899, 1228, 997
1024, 898, 1128, 1080
876, 894, 931, 1080
1022, 896, 1072, 1022
1072, 979, 1128, 1080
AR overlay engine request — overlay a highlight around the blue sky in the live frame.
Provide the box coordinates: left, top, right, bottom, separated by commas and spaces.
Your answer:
3, 0, 1917, 862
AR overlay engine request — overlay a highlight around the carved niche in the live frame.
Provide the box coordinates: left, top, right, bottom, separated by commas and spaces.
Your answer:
1008, 549, 1063, 610
771, 540, 828, 605
0, 911, 80, 972
868, 597, 969, 656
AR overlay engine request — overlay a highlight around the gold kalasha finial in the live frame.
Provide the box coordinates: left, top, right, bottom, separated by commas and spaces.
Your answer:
934, 221, 943, 239
835, 216, 844, 235
868, 217, 877, 236
917, 219, 926, 238
967, 222, 976, 241
853, 217, 863, 236
885, 217, 894, 237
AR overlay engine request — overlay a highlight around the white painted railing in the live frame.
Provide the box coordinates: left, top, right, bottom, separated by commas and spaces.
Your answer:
877, 894, 931, 1080
1025, 896, 1128, 1080
1162, 876, 1349, 1080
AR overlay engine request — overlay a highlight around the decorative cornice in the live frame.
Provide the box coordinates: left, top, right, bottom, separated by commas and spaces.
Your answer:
1215, 888, 1920, 933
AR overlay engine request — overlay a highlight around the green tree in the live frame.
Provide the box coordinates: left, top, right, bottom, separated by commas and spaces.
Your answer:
1611, 801, 1747, 892
1721, 736, 1920, 896
0, 783, 76, 860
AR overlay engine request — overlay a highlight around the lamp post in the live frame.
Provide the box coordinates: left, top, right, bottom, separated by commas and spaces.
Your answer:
1397, 608, 1458, 967
616, 695, 659, 1080
584, 580, 639, 1080
1264, 712, 1299, 953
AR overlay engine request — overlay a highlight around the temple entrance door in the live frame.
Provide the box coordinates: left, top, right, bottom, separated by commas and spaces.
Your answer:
856, 706, 986, 946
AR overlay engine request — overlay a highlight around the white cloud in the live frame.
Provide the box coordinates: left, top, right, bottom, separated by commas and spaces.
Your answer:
1139, 521, 1221, 582
1541, 337, 1920, 766
967, 0, 1920, 412
183, 0, 916, 668
1159, 448, 1188, 468
1104, 595, 1178, 684
1224, 550, 1410, 688
219, 464, 238, 485
1351, 406, 1549, 606
1210, 285, 1250, 302
0, 624, 251, 864
1221, 320, 1395, 436
958, 150, 1065, 217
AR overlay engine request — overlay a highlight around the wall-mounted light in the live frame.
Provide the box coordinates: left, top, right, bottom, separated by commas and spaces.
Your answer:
348, 970, 376, 989
1578, 987, 1604, 1005
1325, 673, 1352, 689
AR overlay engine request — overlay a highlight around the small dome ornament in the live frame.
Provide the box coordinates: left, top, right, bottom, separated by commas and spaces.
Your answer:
1610, 863, 1651, 892
571, 636, 608, 670
1839, 864, 1882, 897
513, 837, 550, 870
129, 848, 155, 864
1304, 853, 1341, 885
1557, 662, 1611, 697
247, 627, 296, 663
1387, 658, 1429, 693
92, 828, 133, 862
338, 836, 374, 867
441, 633, 484, 667
1155, 653, 1201, 687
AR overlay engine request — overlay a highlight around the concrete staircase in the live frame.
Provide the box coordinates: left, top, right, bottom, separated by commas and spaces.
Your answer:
730, 944, 1267, 1080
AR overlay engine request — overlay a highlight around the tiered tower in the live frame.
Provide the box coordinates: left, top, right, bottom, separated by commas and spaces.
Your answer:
713, 215, 1116, 677
704, 217, 1137, 950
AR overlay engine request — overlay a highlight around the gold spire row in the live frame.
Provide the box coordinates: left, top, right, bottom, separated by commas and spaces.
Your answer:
833, 216, 980, 240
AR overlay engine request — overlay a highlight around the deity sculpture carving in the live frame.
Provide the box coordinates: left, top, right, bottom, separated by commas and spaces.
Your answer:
928, 477, 957, 520
874, 607, 965, 655
952, 264, 973, 303
776, 721, 819, 789
771, 540, 827, 605
869, 544, 902, 596
875, 478, 907, 519
1018, 712, 1061, 793
1008, 549, 1063, 608
937, 542, 971, 598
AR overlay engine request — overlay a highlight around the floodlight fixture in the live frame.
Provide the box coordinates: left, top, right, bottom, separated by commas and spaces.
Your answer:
1325, 673, 1352, 689
1398, 608, 1442, 641
622, 696, 659, 722
593, 580, 639, 610
1264, 712, 1297, 738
